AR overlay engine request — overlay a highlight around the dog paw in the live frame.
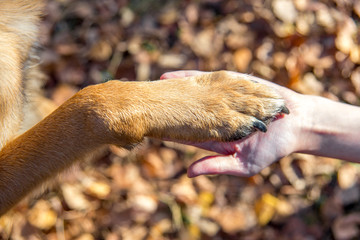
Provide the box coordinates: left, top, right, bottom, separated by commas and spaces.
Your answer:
193, 71, 289, 141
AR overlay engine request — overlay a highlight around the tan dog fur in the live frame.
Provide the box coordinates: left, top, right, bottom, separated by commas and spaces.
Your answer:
0, 0, 287, 215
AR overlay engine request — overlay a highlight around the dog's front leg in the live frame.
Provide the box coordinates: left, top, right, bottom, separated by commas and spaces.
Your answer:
0, 71, 288, 215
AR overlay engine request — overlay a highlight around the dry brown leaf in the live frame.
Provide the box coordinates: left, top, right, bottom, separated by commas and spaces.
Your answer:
233, 48, 252, 72
292, 73, 324, 95
252, 60, 276, 79
158, 148, 177, 163
350, 67, 360, 95
149, 218, 172, 239
56, 43, 80, 56
75, 233, 95, 240
120, 225, 147, 240
27, 200, 57, 230
51, 84, 79, 106
158, 7, 178, 25
190, 28, 223, 58
187, 223, 201, 239
109, 163, 140, 190
83, 178, 111, 199
316, 7, 335, 31
273, 52, 287, 68
131, 194, 158, 213
197, 219, 219, 237
171, 176, 198, 204
209, 206, 248, 233
355, 2, 360, 17
120, 7, 135, 27
193, 175, 215, 193
198, 191, 214, 216
335, 17, 357, 55
276, 197, 294, 216
109, 145, 129, 158
56, 60, 85, 85
295, 13, 313, 35
185, 3, 199, 24
272, 0, 298, 23
157, 53, 186, 68
350, 46, 360, 64
254, 193, 278, 226
338, 164, 358, 189
256, 40, 273, 63
89, 40, 113, 61
273, 22, 296, 37
61, 183, 91, 211
294, 0, 308, 11
0, 214, 14, 237
141, 150, 167, 178
136, 62, 150, 81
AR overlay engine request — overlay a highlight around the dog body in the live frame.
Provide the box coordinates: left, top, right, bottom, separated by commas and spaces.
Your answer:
0, 0, 287, 215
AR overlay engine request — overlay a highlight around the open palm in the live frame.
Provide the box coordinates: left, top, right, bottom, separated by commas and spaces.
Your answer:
161, 70, 305, 177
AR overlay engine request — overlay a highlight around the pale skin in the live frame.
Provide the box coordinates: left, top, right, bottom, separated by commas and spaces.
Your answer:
161, 70, 360, 177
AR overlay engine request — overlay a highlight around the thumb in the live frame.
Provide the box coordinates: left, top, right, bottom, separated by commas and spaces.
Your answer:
160, 70, 206, 80
187, 154, 252, 178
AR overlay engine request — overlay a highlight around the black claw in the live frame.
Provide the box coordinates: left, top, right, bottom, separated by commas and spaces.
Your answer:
253, 120, 267, 133
281, 105, 290, 114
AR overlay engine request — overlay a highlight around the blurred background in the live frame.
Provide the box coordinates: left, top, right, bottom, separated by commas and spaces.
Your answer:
1, 0, 360, 239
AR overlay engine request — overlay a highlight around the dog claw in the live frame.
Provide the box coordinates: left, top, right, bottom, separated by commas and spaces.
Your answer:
253, 120, 267, 133
281, 105, 290, 114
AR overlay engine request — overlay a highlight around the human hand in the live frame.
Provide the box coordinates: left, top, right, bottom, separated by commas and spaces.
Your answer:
160, 71, 308, 177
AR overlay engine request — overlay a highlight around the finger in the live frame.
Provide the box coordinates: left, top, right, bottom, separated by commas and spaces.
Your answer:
160, 70, 207, 80
190, 141, 236, 155
187, 154, 252, 178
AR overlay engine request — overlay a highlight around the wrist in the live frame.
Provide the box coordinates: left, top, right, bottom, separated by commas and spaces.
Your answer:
295, 95, 360, 161
294, 95, 325, 154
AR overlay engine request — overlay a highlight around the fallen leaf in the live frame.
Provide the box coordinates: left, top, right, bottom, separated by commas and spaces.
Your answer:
254, 193, 278, 226
157, 53, 187, 68
335, 17, 357, 55
350, 67, 360, 95
209, 206, 249, 233
51, 84, 79, 106
338, 164, 358, 189
316, 7, 335, 31
190, 28, 223, 58
131, 194, 158, 213
197, 218, 219, 237
83, 178, 111, 199
272, 0, 298, 23
27, 200, 57, 230
75, 233, 95, 240
198, 191, 214, 216
120, 225, 147, 240
61, 183, 91, 211
89, 40, 113, 61
233, 48, 252, 72
171, 176, 198, 204
141, 150, 167, 178
149, 218, 172, 239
